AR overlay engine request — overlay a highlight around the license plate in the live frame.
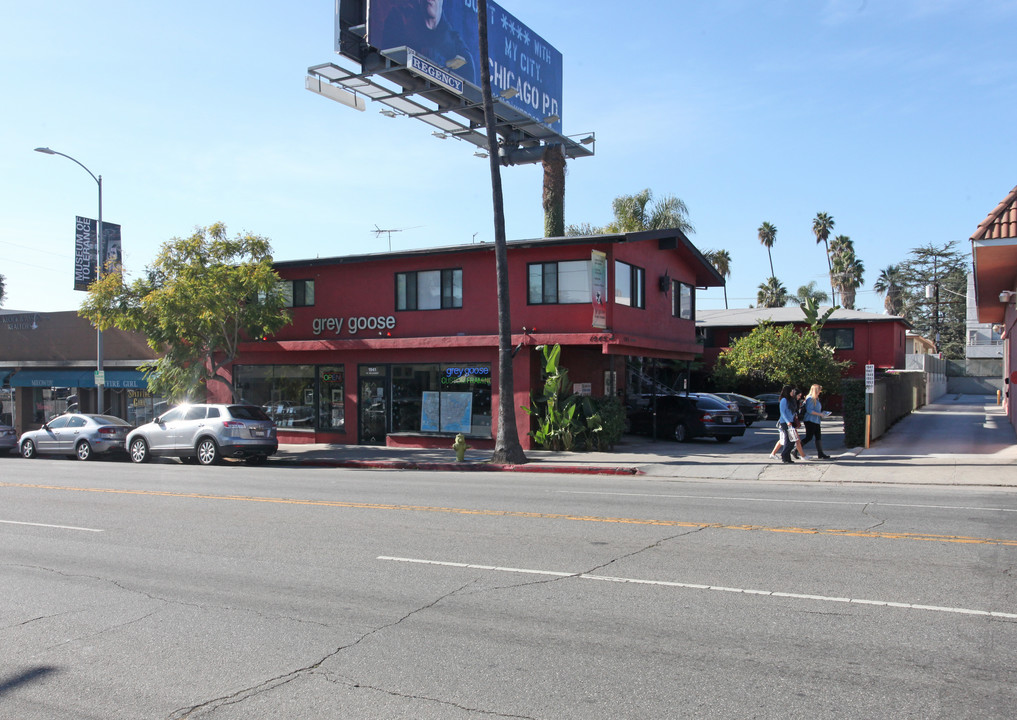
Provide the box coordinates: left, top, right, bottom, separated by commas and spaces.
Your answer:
251, 428, 266, 437
721, 417, 731, 423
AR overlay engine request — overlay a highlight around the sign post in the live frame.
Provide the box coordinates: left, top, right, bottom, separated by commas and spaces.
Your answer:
864, 364, 875, 449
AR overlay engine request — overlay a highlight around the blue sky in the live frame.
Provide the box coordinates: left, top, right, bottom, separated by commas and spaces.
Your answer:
2, 0, 1015, 313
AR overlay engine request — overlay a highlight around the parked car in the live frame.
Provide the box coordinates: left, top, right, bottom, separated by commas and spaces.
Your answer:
627, 394, 746, 442
1, 424, 18, 455
19, 413, 131, 460
688, 391, 740, 412
125, 403, 278, 465
713, 392, 767, 427
754, 393, 782, 421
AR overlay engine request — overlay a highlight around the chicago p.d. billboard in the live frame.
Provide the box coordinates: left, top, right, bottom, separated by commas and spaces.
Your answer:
365, 0, 563, 132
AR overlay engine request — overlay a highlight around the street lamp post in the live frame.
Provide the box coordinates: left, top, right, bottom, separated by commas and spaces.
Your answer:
34, 147, 105, 415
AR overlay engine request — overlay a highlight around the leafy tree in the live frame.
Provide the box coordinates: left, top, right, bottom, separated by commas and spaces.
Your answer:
830, 235, 864, 310
702, 249, 732, 308
800, 297, 837, 332
873, 264, 905, 315
790, 281, 829, 306
78, 223, 290, 403
758, 221, 777, 278
0, 273, 6, 306
714, 322, 850, 395
565, 188, 694, 236
477, 0, 528, 464
812, 212, 836, 302
757, 276, 789, 308
897, 242, 969, 358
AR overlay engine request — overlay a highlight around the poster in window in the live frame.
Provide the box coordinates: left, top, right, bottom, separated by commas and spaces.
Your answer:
420, 391, 441, 432
590, 250, 607, 329
440, 392, 473, 434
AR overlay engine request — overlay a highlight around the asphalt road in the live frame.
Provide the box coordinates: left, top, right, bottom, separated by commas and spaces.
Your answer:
2, 456, 1016, 718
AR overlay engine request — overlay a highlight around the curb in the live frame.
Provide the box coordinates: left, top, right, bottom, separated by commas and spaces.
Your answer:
278, 458, 642, 476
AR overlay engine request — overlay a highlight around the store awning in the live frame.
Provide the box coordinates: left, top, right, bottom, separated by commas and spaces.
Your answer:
9, 369, 148, 389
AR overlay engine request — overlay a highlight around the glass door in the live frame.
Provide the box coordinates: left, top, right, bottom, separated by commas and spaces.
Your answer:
358, 365, 389, 445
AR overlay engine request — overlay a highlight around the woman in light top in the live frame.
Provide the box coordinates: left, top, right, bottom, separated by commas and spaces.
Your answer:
801, 384, 832, 459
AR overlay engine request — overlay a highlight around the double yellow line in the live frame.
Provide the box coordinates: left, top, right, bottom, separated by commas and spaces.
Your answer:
4, 482, 1016, 547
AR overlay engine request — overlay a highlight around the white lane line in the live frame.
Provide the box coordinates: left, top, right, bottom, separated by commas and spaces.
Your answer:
378, 556, 1017, 620
556, 490, 1017, 513
0, 520, 104, 533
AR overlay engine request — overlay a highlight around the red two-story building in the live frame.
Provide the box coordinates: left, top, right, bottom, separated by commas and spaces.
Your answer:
214, 230, 723, 449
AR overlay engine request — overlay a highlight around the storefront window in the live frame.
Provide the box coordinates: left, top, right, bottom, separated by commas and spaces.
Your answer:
318, 366, 345, 432
235, 365, 316, 428
390, 363, 492, 435
31, 387, 76, 423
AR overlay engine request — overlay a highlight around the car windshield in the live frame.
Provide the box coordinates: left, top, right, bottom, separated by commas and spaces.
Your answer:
93, 415, 131, 426
228, 405, 272, 421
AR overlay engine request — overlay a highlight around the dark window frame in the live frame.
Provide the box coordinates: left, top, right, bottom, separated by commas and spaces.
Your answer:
820, 327, 855, 350
281, 279, 315, 308
671, 280, 695, 320
527, 260, 591, 305
615, 260, 646, 309
395, 268, 463, 311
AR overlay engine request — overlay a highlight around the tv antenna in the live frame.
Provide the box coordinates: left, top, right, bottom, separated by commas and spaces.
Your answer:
373, 224, 421, 251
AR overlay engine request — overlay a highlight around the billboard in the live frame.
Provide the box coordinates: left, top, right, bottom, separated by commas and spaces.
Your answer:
364, 0, 563, 132
73, 217, 121, 291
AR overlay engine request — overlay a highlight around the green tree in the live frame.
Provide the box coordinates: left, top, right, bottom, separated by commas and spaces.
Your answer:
757, 276, 789, 308
714, 322, 850, 395
812, 212, 836, 303
790, 281, 829, 306
702, 249, 732, 309
873, 264, 905, 315
830, 235, 864, 310
897, 242, 969, 358
78, 223, 290, 403
565, 188, 694, 236
0, 273, 6, 306
758, 221, 777, 278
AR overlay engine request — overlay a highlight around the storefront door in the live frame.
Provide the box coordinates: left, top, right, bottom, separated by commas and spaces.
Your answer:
358, 365, 389, 445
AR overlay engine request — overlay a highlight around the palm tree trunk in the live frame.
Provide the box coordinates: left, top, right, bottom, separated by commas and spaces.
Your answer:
824, 239, 836, 305
542, 144, 565, 237
477, 0, 526, 464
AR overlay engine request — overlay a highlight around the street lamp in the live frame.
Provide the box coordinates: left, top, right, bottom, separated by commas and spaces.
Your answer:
34, 147, 106, 415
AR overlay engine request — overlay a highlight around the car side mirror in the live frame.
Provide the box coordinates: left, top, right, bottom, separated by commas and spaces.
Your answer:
154, 415, 163, 424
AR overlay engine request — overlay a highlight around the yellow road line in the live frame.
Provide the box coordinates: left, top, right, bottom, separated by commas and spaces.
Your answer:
3, 481, 1016, 547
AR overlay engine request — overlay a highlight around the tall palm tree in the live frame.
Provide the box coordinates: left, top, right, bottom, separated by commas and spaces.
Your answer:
812, 212, 836, 303
757, 276, 789, 308
873, 264, 904, 315
703, 249, 732, 308
790, 281, 829, 306
830, 235, 865, 310
542, 144, 566, 237
758, 221, 777, 278
476, 0, 526, 464
605, 189, 694, 234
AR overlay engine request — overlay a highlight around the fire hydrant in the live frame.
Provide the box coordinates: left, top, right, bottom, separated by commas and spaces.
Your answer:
452, 433, 470, 462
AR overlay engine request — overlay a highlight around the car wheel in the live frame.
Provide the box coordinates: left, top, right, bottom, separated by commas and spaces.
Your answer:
129, 438, 150, 464
21, 439, 37, 459
716, 436, 732, 443
196, 438, 221, 466
76, 441, 93, 461
673, 423, 689, 443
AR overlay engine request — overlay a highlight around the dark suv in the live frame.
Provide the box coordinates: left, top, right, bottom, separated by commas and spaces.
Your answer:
627, 394, 746, 442
125, 404, 278, 465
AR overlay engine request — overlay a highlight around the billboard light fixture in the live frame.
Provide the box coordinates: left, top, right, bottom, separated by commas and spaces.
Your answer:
542, 114, 560, 124
474, 150, 489, 158
499, 87, 518, 99
432, 131, 448, 139
579, 134, 595, 145
445, 55, 467, 70
380, 108, 398, 118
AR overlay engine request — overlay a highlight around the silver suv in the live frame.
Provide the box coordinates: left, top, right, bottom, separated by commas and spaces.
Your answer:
126, 404, 278, 465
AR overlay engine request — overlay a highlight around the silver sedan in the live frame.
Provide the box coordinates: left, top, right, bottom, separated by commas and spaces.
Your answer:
19, 413, 131, 460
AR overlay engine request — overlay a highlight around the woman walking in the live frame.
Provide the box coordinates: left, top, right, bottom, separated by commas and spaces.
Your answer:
770, 387, 807, 461
776, 386, 798, 464
801, 384, 832, 459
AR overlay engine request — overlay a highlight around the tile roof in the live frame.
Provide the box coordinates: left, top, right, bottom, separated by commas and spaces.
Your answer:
971, 185, 1017, 241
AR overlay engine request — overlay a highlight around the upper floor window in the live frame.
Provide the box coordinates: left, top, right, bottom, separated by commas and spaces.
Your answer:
281, 279, 315, 308
528, 261, 590, 304
672, 280, 694, 320
615, 261, 646, 309
396, 269, 463, 310
820, 327, 855, 350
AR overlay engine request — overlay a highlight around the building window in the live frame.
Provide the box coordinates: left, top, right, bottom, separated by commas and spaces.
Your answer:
672, 281, 694, 320
280, 279, 315, 308
234, 365, 316, 429
615, 261, 645, 309
820, 327, 855, 350
528, 261, 591, 304
390, 363, 492, 435
396, 269, 463, 310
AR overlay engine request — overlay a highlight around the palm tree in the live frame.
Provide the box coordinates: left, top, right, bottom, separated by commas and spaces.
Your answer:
812, 212, 836, 303
790, 281, 829, 306
703, 249, 732, 308
605, 189, 694, 234
873, 264, 904, 315
757, 276, 789, 308
830, 235, 865, 310
758, 221, 777, 278
542, 144, 566, 237
476, 0, 526, 464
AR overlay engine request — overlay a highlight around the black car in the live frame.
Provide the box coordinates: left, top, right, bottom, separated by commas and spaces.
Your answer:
627, 394, 746, 442
754, 393, 782, 421
713, 392, 767, 427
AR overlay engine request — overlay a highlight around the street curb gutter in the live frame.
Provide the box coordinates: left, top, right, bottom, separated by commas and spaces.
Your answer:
281, 458, 642, 476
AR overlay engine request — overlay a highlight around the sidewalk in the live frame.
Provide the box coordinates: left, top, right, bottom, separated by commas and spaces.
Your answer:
271, 395, 1017, 487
